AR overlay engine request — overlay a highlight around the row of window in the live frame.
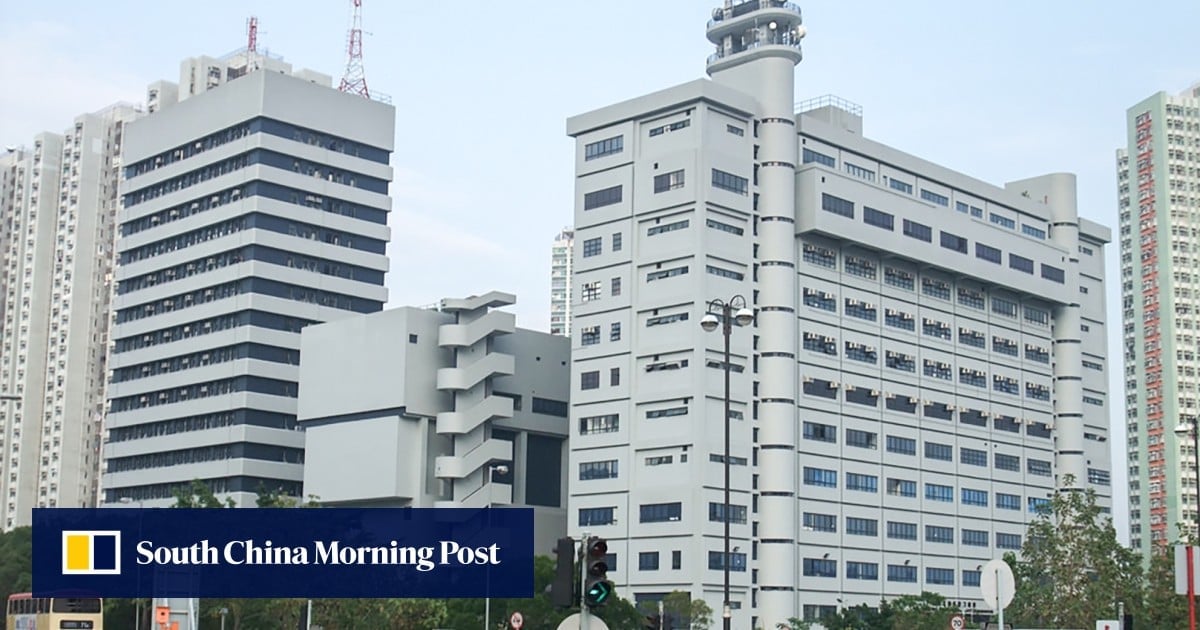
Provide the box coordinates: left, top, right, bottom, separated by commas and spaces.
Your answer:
801, 375, 1054, 407
112, 310, 315, 354
106, 442, 304, 473
799, 314, 1052, 365
802, 514, 1024, 549
803, 561, 986, 586
804, 422, 1049, 470
103, 476, 302, 503
106, 409, 297, 443
582, 169, 750, 211
114, 277, 380, 324
803, 467, 1050, 510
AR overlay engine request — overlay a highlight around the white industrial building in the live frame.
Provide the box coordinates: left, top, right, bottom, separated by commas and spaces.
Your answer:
565, 1, 1111, 627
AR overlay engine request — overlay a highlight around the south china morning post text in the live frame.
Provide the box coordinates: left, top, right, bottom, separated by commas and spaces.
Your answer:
32, 507, 535, 599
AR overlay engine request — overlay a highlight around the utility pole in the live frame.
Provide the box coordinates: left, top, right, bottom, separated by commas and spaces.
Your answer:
579, 530, 591, 630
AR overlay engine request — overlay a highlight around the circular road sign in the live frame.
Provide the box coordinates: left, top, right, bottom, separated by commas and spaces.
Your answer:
511, 611, 524, 629
980, 558, 1016, 610
949, 613, 965, 630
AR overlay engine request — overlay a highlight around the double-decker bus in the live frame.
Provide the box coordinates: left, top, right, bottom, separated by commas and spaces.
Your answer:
5, 592, 103, 629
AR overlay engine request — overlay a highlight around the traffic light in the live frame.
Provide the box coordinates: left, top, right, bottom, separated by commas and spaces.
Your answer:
550, 536, 575, 608
583, 536, 613, 608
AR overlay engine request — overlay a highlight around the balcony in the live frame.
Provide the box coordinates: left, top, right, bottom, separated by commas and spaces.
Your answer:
706, 26, 804, 69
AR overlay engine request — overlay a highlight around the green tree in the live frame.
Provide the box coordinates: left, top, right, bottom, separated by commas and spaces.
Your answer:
662, 591, 714, 629
1007, 477, 1143, 629
0, 526, 33, 630
886, 592, 959, 630
172, 478, 235, 508
1141, 543, 1189, 629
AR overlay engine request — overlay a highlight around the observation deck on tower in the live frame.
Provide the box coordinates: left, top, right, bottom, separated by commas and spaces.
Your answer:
706, 0, 805, 72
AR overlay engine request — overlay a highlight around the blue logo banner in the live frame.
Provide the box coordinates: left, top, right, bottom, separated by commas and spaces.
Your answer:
34, 508, 534, 598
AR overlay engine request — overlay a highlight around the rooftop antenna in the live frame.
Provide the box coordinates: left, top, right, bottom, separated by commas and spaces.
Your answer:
246, 16, 260, 70
338, 0, 370, 98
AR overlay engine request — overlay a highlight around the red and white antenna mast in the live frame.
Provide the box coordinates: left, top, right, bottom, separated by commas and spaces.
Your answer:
246, 16, 259, 70
339, 0, 370, 98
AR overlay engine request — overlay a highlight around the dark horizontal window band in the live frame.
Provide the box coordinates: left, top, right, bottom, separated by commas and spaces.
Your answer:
109, 375, 299, 412
106, 442, 305, 473
759, 216, 795, 222
125, 116, 390, 179
114, 277, 382, 324
1058, 450, 1084, 455
759, 117, 796, 126
759, 260, 795, 267
758, 445, 795, 451
103, 476, 302, 504
111, 341, 300, 384
759, 398, 796, 404
107, 409, 298, 443
124, 148, 388, 208
121, 212, 386, 264
760, 161, 795, 168
113, 310, 316, 354
758, 307, 795, 313
117, 244, 385, 295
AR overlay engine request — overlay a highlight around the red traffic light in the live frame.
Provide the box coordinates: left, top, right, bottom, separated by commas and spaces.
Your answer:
588, 538, 608, 557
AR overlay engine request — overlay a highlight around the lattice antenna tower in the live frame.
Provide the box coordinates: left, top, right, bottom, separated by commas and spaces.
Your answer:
246, 16, 259, 70
338, 0, 370, 97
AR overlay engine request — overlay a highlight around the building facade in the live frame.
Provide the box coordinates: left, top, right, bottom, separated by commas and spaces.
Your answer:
100, 54, 394, 507
551, 227, 575, 336
298, 291, 570, 551
565, 2, 1111, 627
0, 103, 141, 530
1119, 80, 1200, 553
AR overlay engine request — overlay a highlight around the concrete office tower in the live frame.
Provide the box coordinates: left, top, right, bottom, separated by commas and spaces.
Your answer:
298, 292, 570, 551
1119, 80, 1200, 553
0, 103, 141, 531
566, 2, 1111, 626
551, 227, 575, 336
101, 57, 394, 507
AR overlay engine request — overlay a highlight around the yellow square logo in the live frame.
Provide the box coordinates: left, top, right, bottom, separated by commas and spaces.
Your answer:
61, 530, 121, 575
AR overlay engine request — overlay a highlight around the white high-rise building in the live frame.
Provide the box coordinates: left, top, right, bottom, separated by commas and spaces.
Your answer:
1119, 80, 1200, 553
0, 103, 142, 531
100, 52, 393, 508
565, 2, 1111, 627
551, 227, 574, 336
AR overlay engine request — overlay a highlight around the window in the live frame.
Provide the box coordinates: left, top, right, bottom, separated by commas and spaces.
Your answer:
802, 290, 837, 313
610, 323, 621, 342
1041, 264, 1065, 283
1022, 224, 1047, 239
803, 421, 837, 443
579, 507, 615, 526
845, 162, 875, 181
712, 169, 749, 195
646, 266, 688, 282
887, 521, 917, 541
925, 442, 952, 461
940, 231, 968, 254
579, 460, 618, 480
802, 148, 835, 167
885, 350, 915, 372
886, 435, 916, 455
846, 428, 877, 449
962, 489, 989, 507
710, 551, 747, 572
960, 448, 987, 467
1027, 459, 1052, 477
922, 278, 951, 300
1089, 468, 1111, 486
647, 219, 689, 236
804, 512, 837, 532
887, 478, 916, 497
1029, 497, 1050, 513
925, 525, 953, 543
581, 325, 600, 346
996, 493, 1020, 510
583, 185, 622, 210
976, 243, 1002, 264
958, 287, 985, 310
963, 570, 982, 587
1025, 344, 1049, 364
581, 371, 600, 390
927, 568, 955, 584
885, 309, 915, 331
959, 328, 986, 348
707, 265, 744, 281
996, 533, 1022, 550
654, 169, 686, 193
803, 467, 837, 488
925, 483, 953, 502
845, 473, 877, 493
995, 454, 1020, 472
611, 277, 621, 296
989, 213, 1016, 229
845, 256, 877, 279
889, 178, 913, 194
884, 267, 914, 290
610, 367, 620, 386
845, 299, 877, 321
585, 135, 623, 160
993, 335, 1018, 357
646, 312, 689, 327
821, 193, 854, 218
863, 207, 894, 230
887, 564, 917, 582
726, 124, 745, 136
801, 243, 837, 268
709, 502, 747, 524
803, 558, 837, 578
640, 502, 682, 523
649, 119, 690, 136
1024, 306, 1050, 326
903, 219, 932, 241
579, 414, 618, 435
992, 297, 1018, 318
846, 561, 878, 580
612, 233, 622, 251
645, 455, 673, 466
846, 517, 878, 536
672, 550, 682, 570
582, 281, 601, 302
639, 551, 660, 570
707, 218, 744, 235
920, 189, 949, 206
646, 406, 687, 419
1009, 254, 1034, 274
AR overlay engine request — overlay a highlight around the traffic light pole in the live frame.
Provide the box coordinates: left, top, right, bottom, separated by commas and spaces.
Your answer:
580, 531, 592, 630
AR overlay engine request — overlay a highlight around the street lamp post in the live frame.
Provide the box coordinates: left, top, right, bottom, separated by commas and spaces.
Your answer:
1176, 417, 1200, 630
484, 463, 510, 630
700, 296, 753, 630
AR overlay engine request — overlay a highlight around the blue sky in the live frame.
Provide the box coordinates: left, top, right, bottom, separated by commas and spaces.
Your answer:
3, 0, 1198, 541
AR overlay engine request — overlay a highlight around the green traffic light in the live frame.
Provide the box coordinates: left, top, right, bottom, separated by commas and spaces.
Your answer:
585, 580, 612, 605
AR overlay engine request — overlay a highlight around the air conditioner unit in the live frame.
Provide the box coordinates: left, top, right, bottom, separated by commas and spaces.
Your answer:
845, 385, 856, 392
803, 376, 813, 384
828, 381, 840, 389
908, 397, 918, 404
870, 390, 880, 397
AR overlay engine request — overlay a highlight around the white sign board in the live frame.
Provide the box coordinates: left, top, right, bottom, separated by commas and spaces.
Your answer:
948, 613, 965, 630
979, 558, 1015, 610
1096, 621, 1119, 630
555, 613, 610, 630
1175, 544, 1200, 594
511, 612, 524, 629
